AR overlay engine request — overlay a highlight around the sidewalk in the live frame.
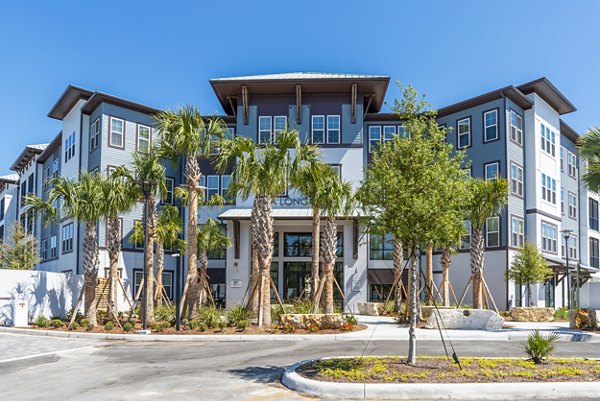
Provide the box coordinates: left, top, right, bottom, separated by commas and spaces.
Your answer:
1, 315, 598, 342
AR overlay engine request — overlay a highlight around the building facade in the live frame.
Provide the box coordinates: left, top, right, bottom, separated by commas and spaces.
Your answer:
0, 72, 597, 312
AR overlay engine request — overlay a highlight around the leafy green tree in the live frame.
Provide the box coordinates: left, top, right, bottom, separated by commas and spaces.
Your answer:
0, 223, 40, 270
506, 241, 553, 306
465, 178, 508, 309
197, 218, 231, 306
157, 106, 225, 318
358, 85, 470, 365
26, 172, 105, 326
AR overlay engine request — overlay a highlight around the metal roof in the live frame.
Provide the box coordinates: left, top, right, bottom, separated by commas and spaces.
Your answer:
218, 208, 360, 220
211, 72, 389, 81
0, 173, 19, 183
10, 144, 48, 173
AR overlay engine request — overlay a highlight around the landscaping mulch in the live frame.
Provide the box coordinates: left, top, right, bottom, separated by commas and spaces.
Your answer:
298, 356, 600, 384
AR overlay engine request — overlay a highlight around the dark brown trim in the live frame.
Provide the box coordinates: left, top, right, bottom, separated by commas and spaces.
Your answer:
438, 86, 533, 118
81, 91, 160, 116
482, 108, 500, 144
107, 116, 126, 150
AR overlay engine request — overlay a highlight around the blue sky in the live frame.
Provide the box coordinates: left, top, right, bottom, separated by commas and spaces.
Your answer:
0, 1, 598, 174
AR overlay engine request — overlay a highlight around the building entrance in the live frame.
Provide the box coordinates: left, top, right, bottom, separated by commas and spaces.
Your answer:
283, 261, 311, 300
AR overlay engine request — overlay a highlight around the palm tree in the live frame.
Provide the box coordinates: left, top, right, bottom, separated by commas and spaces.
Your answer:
314, 167, 354, 314
578, 127, 600, 190
465, 178, 508, 309
216, 129, 313, 326
292, 157, 328, 304
25, 172, 105, 326
197, 218, 231, 306
157, 106, 224, 317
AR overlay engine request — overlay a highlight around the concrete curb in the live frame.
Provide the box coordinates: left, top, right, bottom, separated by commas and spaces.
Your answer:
281, 358, 600, 400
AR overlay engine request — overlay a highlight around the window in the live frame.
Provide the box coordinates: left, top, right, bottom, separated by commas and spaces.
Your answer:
511, 216, 525, 247
590, 238, 599, 268
568, 192, 577, 219
457, 117, 471, 149
461, 220, 472, 249
0, 198, 4, 221
50, 235, 57, 258
510, 163, 523, 196
484, 162, 499, 180
162, 271, 173, 299
311, 115, 325, 144
90, 118, 100, 151
273, 116, 287, 142
43, 166, 50, 190
272, 231, 279, 257
64, 132, 76, 162
133, 270, 143, 298
541, 222, 558, 253
540, 123, 556, 156
41, 239, 48, 261
62, 223, 74, 253
27, 174, 34, 194
483, 110, 498, 142
224, 127, 235, 140
560, 147, 565, 172
327, 115, 340, 144
486, 217, 499, 247
329, 164, 342, 179
369, 126, 381, 153
137, 124, 151, 153
561, 187, 565, 215
398, 125, 409, 138
52, 157, 59, 176
510, 111, 523, 145
163, 178, 174, 204
258, 116, 272, 144
221, 175, 233, 203
284, 233, 312, 257
541, 173, 556, 204
109, 117, 125, 148
569, 236, 578, 259
206, 175, 219, 201
370, 232, 393, 260
383, 126, 395, 143
567, 151, 577, 178
590, 198, 599, 231
26, 209, 34, 235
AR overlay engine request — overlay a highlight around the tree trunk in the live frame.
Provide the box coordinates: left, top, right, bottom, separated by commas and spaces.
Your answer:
320, 217, 338, 314
392, 238, 404, 311
470, 228, 485, 309
198, 251, 209, 306
248, 241, 259, 312
311, 208, 321, 304
527, 282, 531, 307
154, 241, 164, 307
407, 246, 418, 365
254, 195, 274, 326
186, 158, 200, 318
425, 242, 433, 305
83, 221, 99, 326
441, 247, 451, 307
143, 200, 156, 323
107, 217, 121, 314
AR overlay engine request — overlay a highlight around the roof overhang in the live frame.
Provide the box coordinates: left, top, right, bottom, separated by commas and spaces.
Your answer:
438, 86, 533, 118
218, 208, 360, 220
38, 132, 62, 163
10, 144, 48, 173
81, 92, 161, 116
0, 174, 18, 193
210, 73, 390, 116
517, 78, 576, 115
48, 85, 93, 120
560, 120, 579, 144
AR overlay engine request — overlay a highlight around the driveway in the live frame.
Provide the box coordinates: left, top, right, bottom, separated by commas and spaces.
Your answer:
1, 330, 600, 401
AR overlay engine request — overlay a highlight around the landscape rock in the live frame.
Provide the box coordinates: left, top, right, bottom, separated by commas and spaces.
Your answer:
425, 309, 504, 331
357, 302, 385, 316
590, 310, 600, 330
280, 314, 343, 330
510, 307, 555, 322
420, 306, 455, 321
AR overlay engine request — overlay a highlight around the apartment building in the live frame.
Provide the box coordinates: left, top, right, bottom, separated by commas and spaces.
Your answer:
1, 72, 596, 312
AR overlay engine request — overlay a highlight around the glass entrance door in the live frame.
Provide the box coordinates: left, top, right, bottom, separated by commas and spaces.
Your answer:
283, 262, 311, 301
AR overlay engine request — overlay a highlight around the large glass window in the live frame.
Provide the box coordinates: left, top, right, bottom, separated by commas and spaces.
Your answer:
258, 116, 272, 144
511, 163, 523, 196
109, 117, 124, 148
327, 115, 340, 144
511, 216, 524, 247
541, 173, 556, 204
370, 232, 393, 260
590, 198, 599, 231
62, 223, 74, 253
590, 238, 599, 268
284, 233, 312, 257
64, 132, 76, 162
369, 126, 381, 153
457, 117, 471, 149
311, 115, 325, 144
541, 222, 558, 253
540, 123, 556, 156
483, 110, 498, 142
510, 111, 523, 145
486, 217, 499, 247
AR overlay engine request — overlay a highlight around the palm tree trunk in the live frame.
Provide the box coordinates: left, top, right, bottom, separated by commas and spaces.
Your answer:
198, 251, 209, 306
407, 246, 418, 365
143, 200, 156, 323
249, 200, 260, 313
186, 158, 200, 318
154, 241, 164, 307
311, 208, 321, 304
425, 242, 433, 305
321, 217, 337, 314
470, 228, 485, 309
107, 217, 120, 313
83, 221, 99, 326
392, 238, 404, 312
441, 247, 451, 307
254, 195, 274, 326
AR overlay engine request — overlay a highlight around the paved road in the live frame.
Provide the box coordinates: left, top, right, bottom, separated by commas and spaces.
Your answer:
1, 332, 599, 401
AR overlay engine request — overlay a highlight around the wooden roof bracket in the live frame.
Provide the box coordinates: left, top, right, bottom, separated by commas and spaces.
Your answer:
296, 84, 302, 124
351, 83, 357, 124
242, 85, 249, 125
227, 96, 237, 117
363, 94, 375, 119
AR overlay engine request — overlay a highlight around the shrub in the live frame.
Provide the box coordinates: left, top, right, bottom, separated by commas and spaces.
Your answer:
282, 324, 296, 334
308, 323, 319, 333
50, 319, 63, 329
69, 322, 80, 330
499, 311, 510, 318
198, 306, 222, 329
235, 319, 249, 331
34, 315, 49, 328
385, 301, 397, 315
525, 330, 560, 364
217, 320, 226, 331
123, 322, 133, 332
344, 315, 358, 325
181, 318, 190, 329
154, 305, 176, 324
80, 319, 90, 327
554, 307, 570, 321
150, 322, 162, 332
341, 321, 354, 332
85, 323, 94, 331
104, 321, 115, 331
198, 322, 207, 332
227, 305, 249, 327
292, 298, 314, 314
66, 308, 83, 323
271, 305, 293, 324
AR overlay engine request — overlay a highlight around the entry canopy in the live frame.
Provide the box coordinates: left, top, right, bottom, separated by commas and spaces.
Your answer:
218, 208, 361, 220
